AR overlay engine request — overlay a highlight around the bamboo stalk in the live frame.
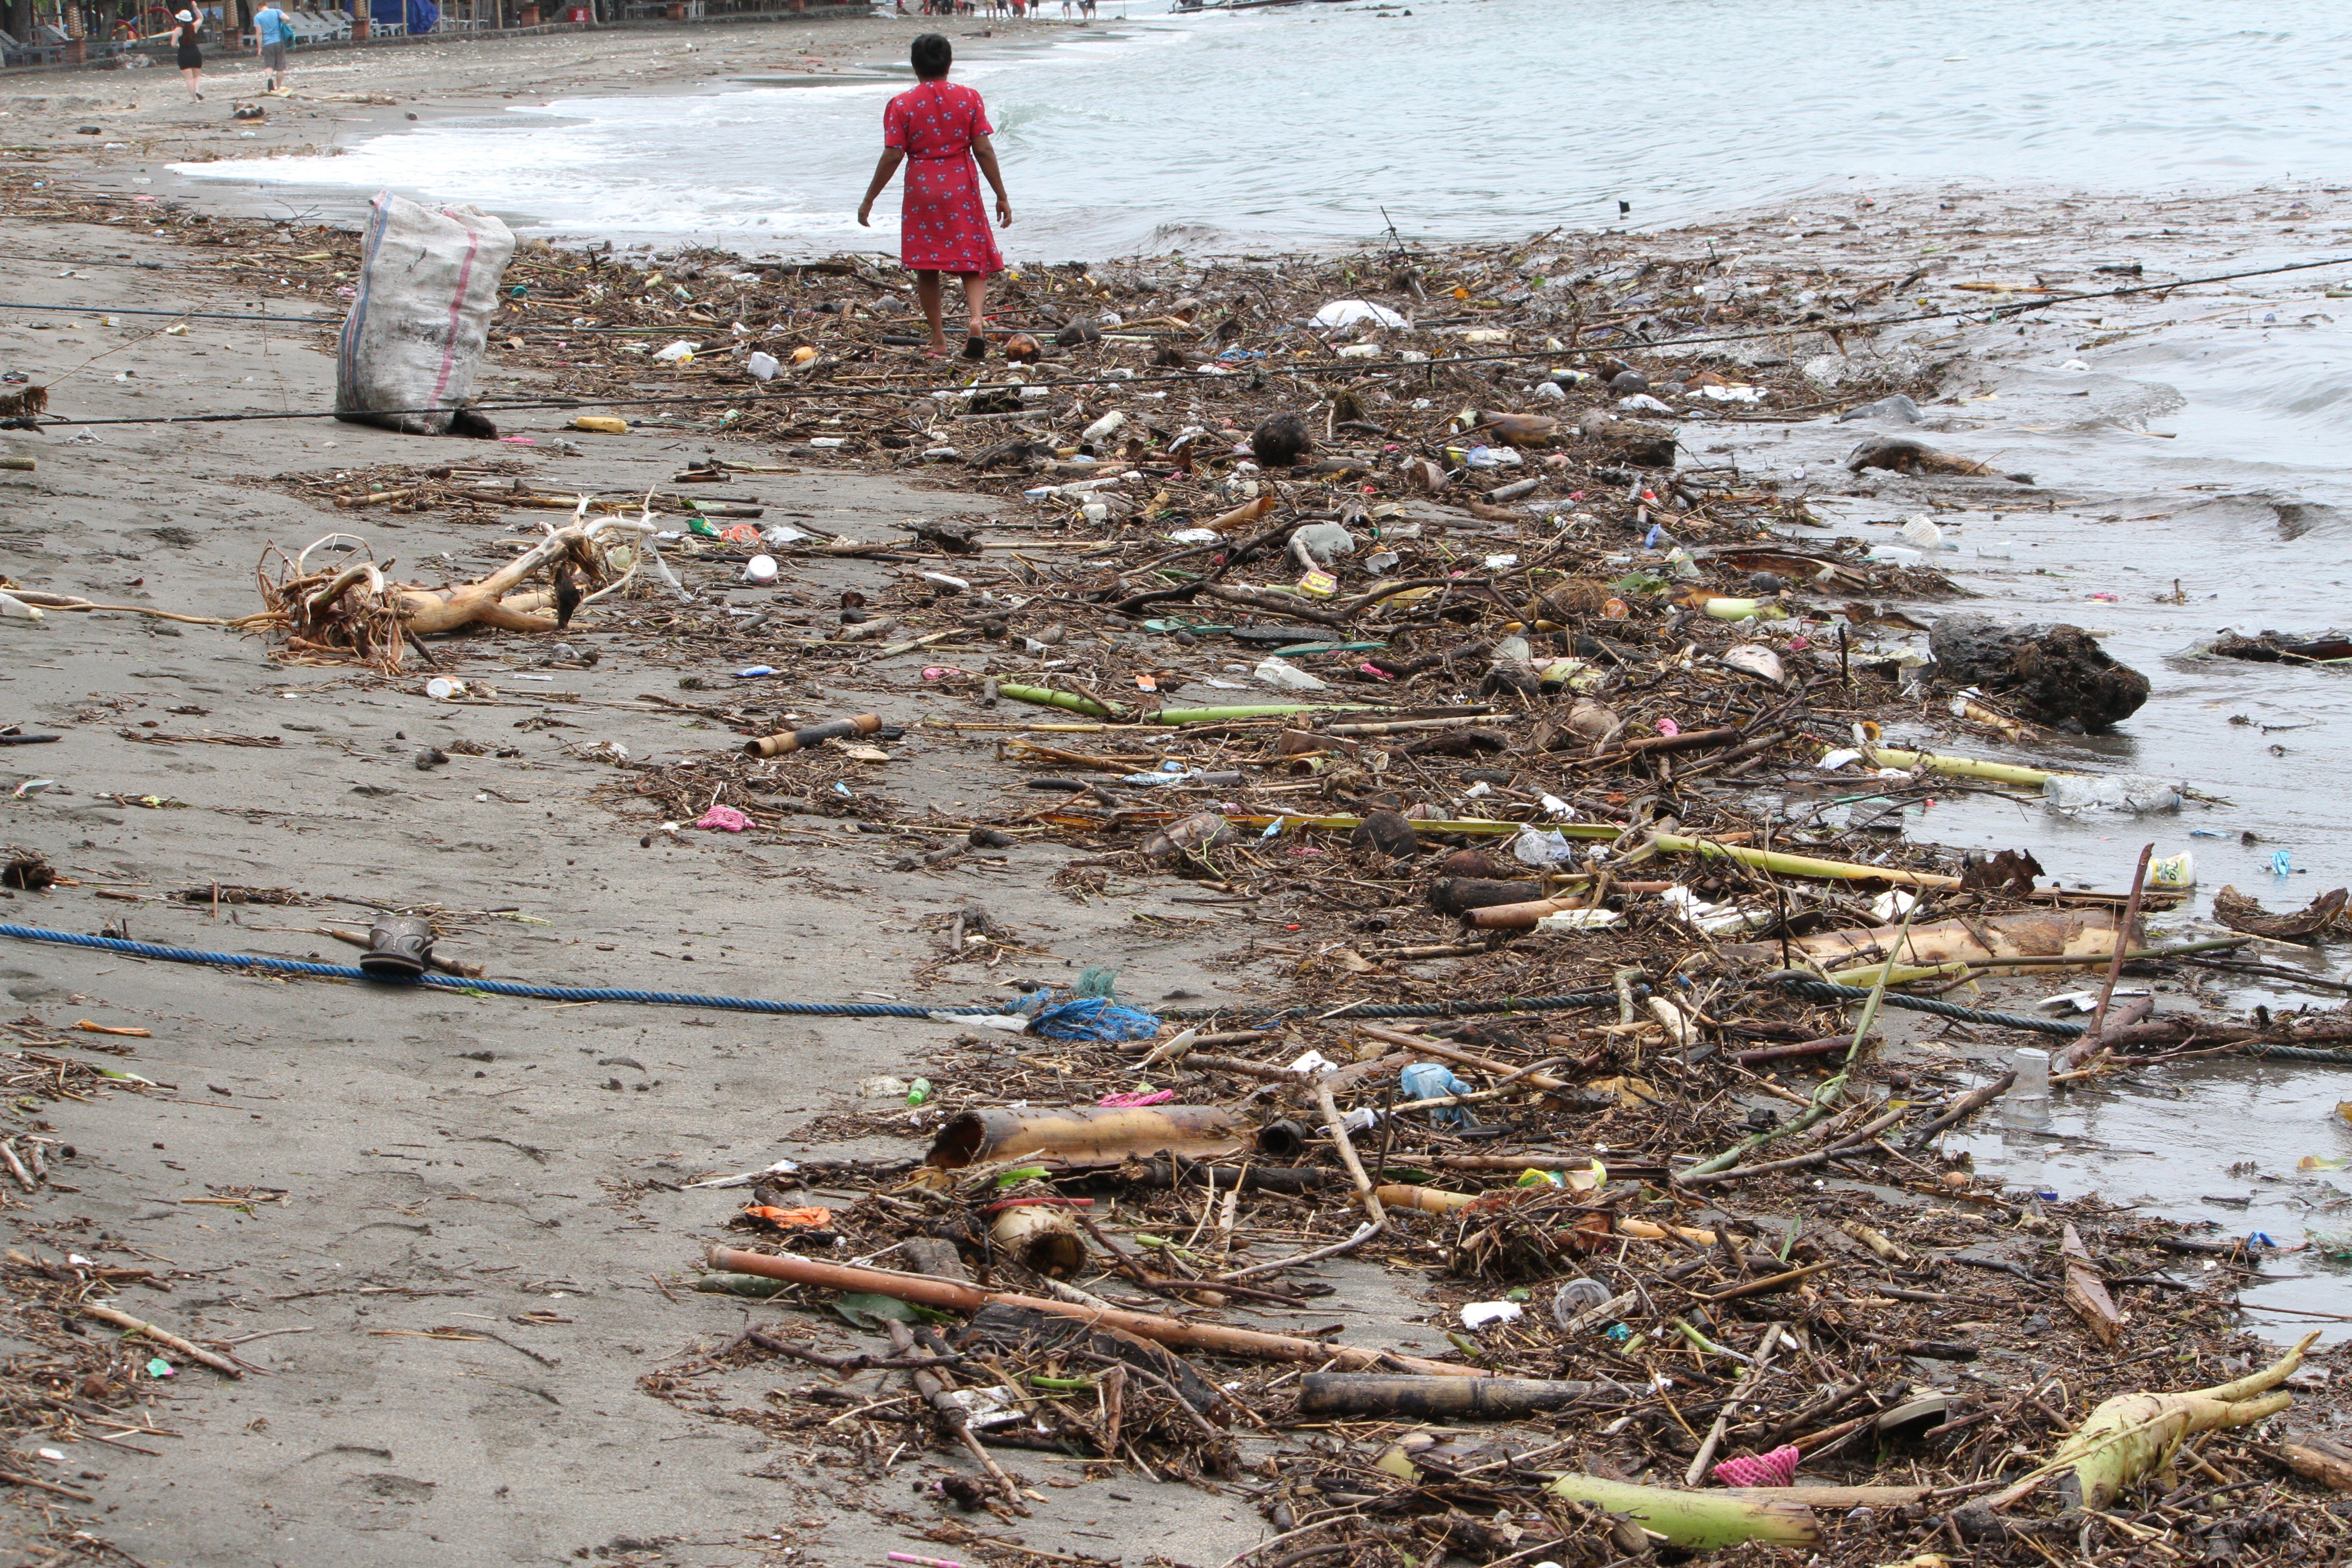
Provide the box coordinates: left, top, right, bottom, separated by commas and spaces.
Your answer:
1860, 745, 2071, 787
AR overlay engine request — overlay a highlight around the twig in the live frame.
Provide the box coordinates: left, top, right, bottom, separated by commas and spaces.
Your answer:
81, 1301, 242, 1377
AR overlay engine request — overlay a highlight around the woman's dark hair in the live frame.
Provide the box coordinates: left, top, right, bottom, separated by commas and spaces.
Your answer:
911, 33, 952, 80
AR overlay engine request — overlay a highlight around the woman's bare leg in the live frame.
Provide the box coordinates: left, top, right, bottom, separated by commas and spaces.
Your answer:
182, 66, 202, 100
960, 274, 988, 341
913, 269, 948, 353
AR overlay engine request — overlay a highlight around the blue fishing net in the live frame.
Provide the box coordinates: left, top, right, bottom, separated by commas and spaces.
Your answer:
1028, 997, 1161, 1042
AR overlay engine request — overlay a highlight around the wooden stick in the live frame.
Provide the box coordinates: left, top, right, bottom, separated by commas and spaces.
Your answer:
0, 1468, 94, 1503
1356, 1023, 1574, 1094
703, 1248, 1483, 1376
1699, 1261, 1837, 1303
886, 1318, 1022, 1503
1902, 1072, 2017, 1148
1674, 1105, 1909, 1187
80, 1302, 243, 1377
2085, 843, 2155, 1042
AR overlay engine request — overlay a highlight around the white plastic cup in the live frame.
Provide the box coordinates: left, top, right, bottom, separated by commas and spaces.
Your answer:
2011, 1047, 2051, 1099
743, 554, 778, 585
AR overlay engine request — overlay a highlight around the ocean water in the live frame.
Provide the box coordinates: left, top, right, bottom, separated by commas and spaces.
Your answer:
174, 0, 2352, 256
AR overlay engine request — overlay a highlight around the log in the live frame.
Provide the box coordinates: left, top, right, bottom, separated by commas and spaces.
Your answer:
1723, 907, 2133, 975
2060, 1223, 2123, 1348
702, 1247, 1489, 1376
1846, 435, 2032, 484
1428, 876, 1543, 915
1298, 1373, 1638, 1420
2257, 1436, 2352, 1493
925, 1105, 1244, 1170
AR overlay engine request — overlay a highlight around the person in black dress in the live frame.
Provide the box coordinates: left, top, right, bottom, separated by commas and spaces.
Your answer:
151, 9, 204, 102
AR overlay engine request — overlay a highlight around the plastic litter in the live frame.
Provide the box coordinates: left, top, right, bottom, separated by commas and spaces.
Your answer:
1311, 299, 1409, 331
746, 350, 780, 381
1535, 908, 1624, 932
1460, 1300, 1523, 1330
1510, 825, 1577, 866
334, 192, 515, 435
652, 339, 698, 364
1713, 1444, 1801, 1488
2041, 774, 2183, 814
2148, 851, 2195, 889
1552, 1277, 1613, 1324
1255, 658, 1330, 691
693, 805, 753, 833
1400, 1061, 1476, 1127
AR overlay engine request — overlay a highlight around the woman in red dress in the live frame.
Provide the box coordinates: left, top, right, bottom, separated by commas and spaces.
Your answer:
857, 34, 1014, 360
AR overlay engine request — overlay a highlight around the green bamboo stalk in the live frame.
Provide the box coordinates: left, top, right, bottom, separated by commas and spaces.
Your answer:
993, 685, 1377, 725
1544, 1475, 1818, 1548
1860, 746, 2073, 788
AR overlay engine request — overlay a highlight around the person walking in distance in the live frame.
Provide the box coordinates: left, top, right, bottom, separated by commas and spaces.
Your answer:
153, 8, 204, 101
253, 0, 294, 93
855, 33, 1013, 361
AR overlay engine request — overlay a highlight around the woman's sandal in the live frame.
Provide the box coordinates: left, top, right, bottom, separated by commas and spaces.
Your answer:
961, 334, 988, 362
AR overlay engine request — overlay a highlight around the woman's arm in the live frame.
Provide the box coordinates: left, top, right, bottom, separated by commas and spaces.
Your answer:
971, 134, 1013, 227
856, 149, 907, 227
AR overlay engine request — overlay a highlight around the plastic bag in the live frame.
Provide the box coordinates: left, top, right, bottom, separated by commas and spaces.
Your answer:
335, 192, 515, 435
2043, 774, 2182, 814
1511, 825, 1576, 866
1312, 299, 1408, 330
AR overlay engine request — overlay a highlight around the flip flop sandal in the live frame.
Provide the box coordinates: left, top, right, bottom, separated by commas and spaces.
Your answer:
961, 334, 988, 361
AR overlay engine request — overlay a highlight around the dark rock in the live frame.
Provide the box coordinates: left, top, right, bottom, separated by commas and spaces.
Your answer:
909, 518, 980, 554
1054, 318, 1103, 348
1929, 615, 2150, 730
1608, 369, 1649, 394
1847, 435, 2032, 484
1250, 412, 1312, 468
1429, 877, 1542, 915
1574, 409, 1676, 467
1349, 808, 1421, 858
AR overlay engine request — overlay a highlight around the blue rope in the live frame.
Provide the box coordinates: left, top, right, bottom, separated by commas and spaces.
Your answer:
0, 924, 1632, 1025
0, 924, 960, 1017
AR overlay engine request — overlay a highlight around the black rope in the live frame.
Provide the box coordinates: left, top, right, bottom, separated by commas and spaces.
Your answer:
1770, 976, 2087, 1037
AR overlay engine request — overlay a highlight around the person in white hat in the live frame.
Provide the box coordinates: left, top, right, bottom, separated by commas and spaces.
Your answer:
146, 9, 206, 101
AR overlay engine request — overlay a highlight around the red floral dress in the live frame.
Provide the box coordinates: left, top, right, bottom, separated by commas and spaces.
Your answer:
884, 81, 1004, 276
